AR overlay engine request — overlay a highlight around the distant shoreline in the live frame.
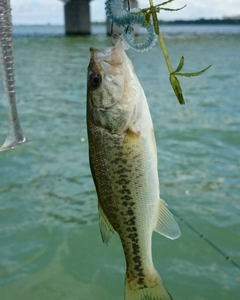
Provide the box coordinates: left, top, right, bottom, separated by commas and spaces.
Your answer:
92, 18, 240, 26
13, 18, 240, 27
160, 18, 240, 25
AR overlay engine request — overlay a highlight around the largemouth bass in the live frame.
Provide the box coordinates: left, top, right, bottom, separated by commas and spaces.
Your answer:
87, 36, 181, 300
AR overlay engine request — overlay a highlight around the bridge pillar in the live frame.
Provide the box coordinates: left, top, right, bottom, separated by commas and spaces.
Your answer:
64, 0, 91, 35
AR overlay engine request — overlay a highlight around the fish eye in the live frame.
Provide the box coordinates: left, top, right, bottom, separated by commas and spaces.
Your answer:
89, 73, 102, 88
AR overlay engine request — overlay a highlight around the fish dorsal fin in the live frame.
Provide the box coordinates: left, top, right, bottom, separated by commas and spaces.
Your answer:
154, 198, 181, 240
98, 203, 115, 246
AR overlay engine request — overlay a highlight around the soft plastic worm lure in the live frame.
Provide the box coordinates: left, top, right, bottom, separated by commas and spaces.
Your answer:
105, 0, 144, 26
105, 0, 156, 52
122, 23, 156, 52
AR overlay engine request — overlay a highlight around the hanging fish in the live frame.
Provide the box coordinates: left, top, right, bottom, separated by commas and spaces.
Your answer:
86, 36, 180, 300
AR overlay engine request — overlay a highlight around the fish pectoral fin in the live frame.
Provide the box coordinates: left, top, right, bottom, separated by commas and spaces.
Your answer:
154, 198, 181, 240
98, 203, 115, 246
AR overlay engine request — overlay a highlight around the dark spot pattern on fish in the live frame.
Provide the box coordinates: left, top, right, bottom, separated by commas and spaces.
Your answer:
128, 216, 136, 225
126, 209, 134, 216
119, 188, 131, 195
115, 167, 130, 174
132, 243, 140, 255
116, 178, 131, 185
88, 121, 152, 290
121, 195, 132, 202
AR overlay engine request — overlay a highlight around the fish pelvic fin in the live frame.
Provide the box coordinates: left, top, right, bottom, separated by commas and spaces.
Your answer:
125, 268, 173, 300
98, 202, 115, 246
154, 198, 181, 240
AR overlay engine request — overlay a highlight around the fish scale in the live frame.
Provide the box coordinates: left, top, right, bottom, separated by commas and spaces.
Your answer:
87, 36, 180, 300
89, 122, 154, 278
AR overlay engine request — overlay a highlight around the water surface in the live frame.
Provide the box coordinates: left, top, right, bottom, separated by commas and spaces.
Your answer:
0, 25, 239, 300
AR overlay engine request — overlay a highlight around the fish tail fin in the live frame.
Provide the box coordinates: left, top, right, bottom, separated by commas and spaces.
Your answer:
125, 268, 173, 300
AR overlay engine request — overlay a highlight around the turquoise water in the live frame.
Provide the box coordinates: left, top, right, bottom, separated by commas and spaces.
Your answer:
0, 25, 240, 300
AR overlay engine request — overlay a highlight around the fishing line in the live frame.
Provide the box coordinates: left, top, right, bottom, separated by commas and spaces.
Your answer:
172, 210, 240, 270
127, 0, 130, 12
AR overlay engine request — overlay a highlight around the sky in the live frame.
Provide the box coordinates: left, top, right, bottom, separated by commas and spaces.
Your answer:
11, 0, 240, 25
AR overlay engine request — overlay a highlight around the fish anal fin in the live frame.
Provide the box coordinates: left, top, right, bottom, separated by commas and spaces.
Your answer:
154, 198, 181, 240
98, 203, 115, 246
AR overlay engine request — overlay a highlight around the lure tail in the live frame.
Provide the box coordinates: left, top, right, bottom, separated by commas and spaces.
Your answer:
125, 268, 173, 300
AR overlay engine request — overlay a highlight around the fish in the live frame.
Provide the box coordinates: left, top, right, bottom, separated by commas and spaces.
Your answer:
86, 36, 181, 300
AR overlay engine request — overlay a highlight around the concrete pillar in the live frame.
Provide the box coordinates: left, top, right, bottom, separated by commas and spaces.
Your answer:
64, 0, 91, 35
107, 0, 139, 35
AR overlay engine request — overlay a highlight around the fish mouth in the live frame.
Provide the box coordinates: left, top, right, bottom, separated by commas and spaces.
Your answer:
89, 46, 114, 60
89, 38, 124, 71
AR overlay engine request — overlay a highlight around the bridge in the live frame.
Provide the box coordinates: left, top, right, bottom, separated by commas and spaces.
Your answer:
60, 0, 138, 35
